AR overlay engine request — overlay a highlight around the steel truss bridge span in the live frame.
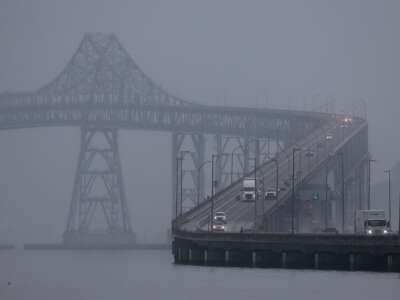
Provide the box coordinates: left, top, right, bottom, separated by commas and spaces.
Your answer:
0, 33, 359, 247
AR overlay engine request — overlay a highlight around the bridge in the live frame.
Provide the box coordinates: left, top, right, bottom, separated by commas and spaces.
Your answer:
0, 33, 373, 251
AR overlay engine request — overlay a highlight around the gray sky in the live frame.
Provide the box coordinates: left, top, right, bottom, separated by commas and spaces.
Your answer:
0, 0, 399, 242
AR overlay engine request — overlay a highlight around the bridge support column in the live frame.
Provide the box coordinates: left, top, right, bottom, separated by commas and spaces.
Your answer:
225, 250, 230, 265
282, 252, 287, 268
349, 253, 355, 271
204, 249, 208, 265
252, 251, 257, 267
387, 255, 393, 272
63, 128, 134, 247
314, 253, 319, 269
178, 247, 182, 262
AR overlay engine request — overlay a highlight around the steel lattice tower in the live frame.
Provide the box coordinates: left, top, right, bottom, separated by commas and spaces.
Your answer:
63, 128, 135, 246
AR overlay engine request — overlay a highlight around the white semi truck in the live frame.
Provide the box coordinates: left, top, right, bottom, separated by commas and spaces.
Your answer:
240, 178, 256, 201
354, 209, 390, 235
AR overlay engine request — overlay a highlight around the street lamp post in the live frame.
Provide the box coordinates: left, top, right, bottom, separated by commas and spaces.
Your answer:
178, 150, 190, 216
197, 160, 211, 206
230, 145, 242, 184
291, 147, 301, 234
271, 157, 279, 201
324, 158, 330, 229
180, 156, 183, 216
398, 192, 400, 235
175, 157, 179, 219
253, 157, 258, 230
384, 169, 391, 228
368, 157, 376, 209
210, 154, 218, 231
338, 152, 345, 233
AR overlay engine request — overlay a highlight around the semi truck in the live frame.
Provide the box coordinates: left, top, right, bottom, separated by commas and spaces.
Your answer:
354, 209, 390, 235
240, 178, 256, 201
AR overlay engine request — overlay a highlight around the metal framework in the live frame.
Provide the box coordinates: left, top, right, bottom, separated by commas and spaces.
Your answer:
63, 128, 134, 243
0, 33, 358, 244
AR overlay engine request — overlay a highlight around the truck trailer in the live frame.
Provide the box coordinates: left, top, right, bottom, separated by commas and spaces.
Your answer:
240, 178, 256, 201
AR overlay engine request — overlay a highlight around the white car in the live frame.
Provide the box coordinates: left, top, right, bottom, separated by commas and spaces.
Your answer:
214, 212, 227, 223
212, 220, 226, 232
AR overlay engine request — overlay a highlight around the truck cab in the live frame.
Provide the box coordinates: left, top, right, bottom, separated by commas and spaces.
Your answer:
364, 219, 390, 235
355, 209, 390, 235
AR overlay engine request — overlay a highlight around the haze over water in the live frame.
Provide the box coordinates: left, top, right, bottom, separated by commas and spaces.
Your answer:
0, 250, 399, 300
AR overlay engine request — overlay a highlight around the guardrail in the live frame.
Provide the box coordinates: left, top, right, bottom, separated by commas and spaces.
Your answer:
173, 228, 400, 246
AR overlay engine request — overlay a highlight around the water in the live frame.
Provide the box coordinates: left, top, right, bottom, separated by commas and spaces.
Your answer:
0, 249, 399, 300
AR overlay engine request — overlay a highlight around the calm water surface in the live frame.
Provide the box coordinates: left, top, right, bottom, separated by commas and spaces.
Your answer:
0, 249, 399, 300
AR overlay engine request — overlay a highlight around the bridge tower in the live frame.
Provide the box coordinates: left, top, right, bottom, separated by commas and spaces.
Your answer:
63, 127, 135, 246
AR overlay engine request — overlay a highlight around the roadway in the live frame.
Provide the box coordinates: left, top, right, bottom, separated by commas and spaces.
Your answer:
178, 115, 366, 233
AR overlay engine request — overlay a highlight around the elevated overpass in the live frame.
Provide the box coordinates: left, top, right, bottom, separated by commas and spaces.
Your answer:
175, 114, 368, 234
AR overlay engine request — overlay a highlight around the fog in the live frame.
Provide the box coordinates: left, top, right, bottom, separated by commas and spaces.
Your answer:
0, 0, 399, 243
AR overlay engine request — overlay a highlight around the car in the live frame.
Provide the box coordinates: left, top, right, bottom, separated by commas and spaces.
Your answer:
214, 211, 226, 223
325, 133, 333, 140
279, 186, 287, 192
321, 227, 339, 234
340, 117, 353, 128
212, 220, 226, 232
305, 150, 315, 157
265, 188, 277, 200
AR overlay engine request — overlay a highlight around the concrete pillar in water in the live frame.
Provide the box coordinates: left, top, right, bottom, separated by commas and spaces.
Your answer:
189, 248, 192, 262
204, 249, 208, 265
225, 250, 230, 265
282, 252, 287, 268
387, 255, 393, 272
252, 251, 257, 267
314, 253, 319, 269
178, 248, 182, 262
349, 253, 355, 271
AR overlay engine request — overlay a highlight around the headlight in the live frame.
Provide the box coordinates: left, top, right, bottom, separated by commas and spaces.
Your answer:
212, 225, 217, 229
383, 229, 388, 234
367, 229, 373, 235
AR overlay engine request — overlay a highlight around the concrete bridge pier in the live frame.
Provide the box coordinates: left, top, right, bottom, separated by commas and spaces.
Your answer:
281, 252, 287, 268
252, 251, 257, 267
387, 255, 393, 272
387, 254, 400, 272
314, 252, 319, 269
225, 250, 230, 265
349, 253, 355, 271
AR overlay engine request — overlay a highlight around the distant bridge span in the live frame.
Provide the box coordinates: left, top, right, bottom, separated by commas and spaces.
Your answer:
0, 33, 368, 246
